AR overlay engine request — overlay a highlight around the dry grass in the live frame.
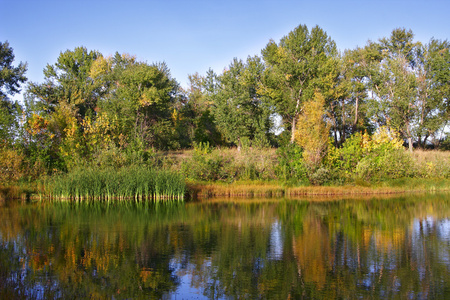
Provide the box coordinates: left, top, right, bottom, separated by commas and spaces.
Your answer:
409, 149, 450, 178
158, 147, 278, 170
187, 180, 449, 200
411, 149, 450, 164
187, 181, 286, 199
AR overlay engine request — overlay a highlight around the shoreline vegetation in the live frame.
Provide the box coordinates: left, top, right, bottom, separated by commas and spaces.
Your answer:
187, 180, 450, 199
1, 179, 449, 202
41, 167, 185, 201
1, 26, 450, 201
1, 147, 449, 202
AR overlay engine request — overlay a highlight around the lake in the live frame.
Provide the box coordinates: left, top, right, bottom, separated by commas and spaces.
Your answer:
1, 194, 449, 299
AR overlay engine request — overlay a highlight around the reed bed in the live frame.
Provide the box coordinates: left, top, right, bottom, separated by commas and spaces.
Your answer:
43, 166, 186, 201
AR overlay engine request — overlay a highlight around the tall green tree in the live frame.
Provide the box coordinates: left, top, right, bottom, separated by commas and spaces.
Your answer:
0, 41, 27, 100
28, 46, 102, 119
178, 72, 222, 146
0, 41, 27, 145
415, 38, 450, 147
369, 28, 419, 151
329, 45, 381, 146
92, 53, 179, 150
213, 56, 273, 150
26, 47, 103, 167
261, 24, 337, 143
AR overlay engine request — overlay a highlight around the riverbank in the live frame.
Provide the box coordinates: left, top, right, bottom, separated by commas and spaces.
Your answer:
2, 179, 449, 202
4, 140, 449, 202
187, 178, 450, 199
2, 147, 449, 201
0, 184, 34, 202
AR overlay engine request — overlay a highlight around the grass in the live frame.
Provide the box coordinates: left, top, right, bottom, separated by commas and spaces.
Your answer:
42, 166, 186, 201
410, 149, 450, 178
187, 181, 286, 199
157, 147, 450, 199
187, 178, 450, 199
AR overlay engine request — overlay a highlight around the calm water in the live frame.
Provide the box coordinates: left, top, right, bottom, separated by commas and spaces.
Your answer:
1, 194, 450, 299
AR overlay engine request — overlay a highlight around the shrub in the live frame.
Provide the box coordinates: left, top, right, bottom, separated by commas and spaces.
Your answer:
0, 148, 25, 182
308, 167, 330, 186
338, 133, 365, 172
355, 148, 414, 181
181, 147, 230, 181
324, 127, 413, 183
181, 146, 277, 182
275, 143, 309, 184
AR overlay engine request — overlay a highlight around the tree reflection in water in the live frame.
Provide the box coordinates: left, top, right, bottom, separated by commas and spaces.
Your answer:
0, 194, 449, 299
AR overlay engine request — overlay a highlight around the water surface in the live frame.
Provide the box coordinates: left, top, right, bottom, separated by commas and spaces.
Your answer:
1, 194, 449, 299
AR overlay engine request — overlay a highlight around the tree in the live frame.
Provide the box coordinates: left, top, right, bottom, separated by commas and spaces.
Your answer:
212, 56, 273, 150
0, 95, 22, 146
261, 24, 337, 143
0, 41, 27, 145
0, 41, 27, 99
295, 91, 330, 172
369, 28, 420, 151
25, 47, 103, 167
28, 46, 102, 119
93, 53, 179, 150
415, 38, 450, 147
328, 45, 381, 146
177, 72, 222, 146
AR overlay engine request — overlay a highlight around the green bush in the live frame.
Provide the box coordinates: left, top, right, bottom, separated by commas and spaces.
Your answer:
338, 133, 365, 172
325, 134, 365, 184
355, 148, 414, 181
181, 147, 230, 181
309, 167, 330, 186
181, 146, 277, 182
275, 144, 309, 184
325, 128, 415, 183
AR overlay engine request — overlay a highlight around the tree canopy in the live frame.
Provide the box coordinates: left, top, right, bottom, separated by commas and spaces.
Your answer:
0, 41, 27, 146
261, 24, 337, 143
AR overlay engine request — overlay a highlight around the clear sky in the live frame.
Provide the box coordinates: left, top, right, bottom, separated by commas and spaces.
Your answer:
1, 0, 449, 101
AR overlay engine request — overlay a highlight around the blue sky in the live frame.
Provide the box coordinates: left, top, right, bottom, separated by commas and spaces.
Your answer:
1, 0, 449, 101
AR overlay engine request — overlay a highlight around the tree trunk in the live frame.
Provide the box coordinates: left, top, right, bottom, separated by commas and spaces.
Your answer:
290, 117, 296, 143
406, 121, 413, 152
290, 97, 302, 143
353, 96, 359, 133
341, 101, 346, 144
423, 134, 429, 148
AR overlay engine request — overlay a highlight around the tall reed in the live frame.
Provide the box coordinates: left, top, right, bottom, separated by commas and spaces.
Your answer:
43, 166, 185, 201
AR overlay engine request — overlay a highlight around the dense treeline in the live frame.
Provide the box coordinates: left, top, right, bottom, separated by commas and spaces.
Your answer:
0, 25, 449, 188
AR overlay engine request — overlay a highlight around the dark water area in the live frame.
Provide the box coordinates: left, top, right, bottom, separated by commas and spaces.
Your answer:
1, 194, 449, 299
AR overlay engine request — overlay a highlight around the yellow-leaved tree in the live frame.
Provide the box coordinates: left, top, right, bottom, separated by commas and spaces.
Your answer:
295, 91, 330, 173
